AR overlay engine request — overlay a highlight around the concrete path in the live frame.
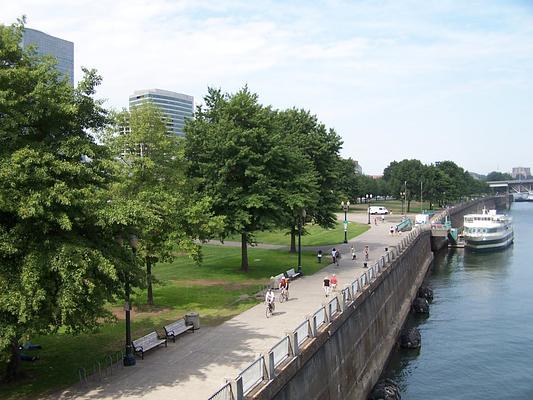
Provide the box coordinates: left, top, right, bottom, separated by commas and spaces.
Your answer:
57, 214, 405, 400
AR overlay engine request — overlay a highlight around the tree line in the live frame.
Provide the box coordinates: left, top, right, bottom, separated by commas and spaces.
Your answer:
0, 19, 488, 381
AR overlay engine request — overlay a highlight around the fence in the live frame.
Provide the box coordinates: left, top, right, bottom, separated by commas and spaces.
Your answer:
78, 350, 124, 386
208, 382, 234, 400
207, 224, 428, 400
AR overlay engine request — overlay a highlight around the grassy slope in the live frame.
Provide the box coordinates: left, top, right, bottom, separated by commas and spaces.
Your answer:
225, 221, 370, 246
0, 246, 319, 400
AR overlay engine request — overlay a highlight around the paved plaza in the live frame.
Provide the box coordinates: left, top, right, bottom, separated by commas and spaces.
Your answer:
57, 213, 406, 400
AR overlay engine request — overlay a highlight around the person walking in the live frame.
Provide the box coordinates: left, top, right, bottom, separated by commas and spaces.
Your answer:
330, 274, 338, 291
323, 276, 331, 297
351, 245, 356, 260
390, 225, 394, 235
335, 249, 340, 266
317, 249, 323, 263
331, 248, 337, 265
364, 245, 369, 261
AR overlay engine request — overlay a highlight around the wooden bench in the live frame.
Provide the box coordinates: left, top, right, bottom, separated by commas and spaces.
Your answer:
286, 268, 301, 279
132, 331, 167, 359
164, 318, 194, 342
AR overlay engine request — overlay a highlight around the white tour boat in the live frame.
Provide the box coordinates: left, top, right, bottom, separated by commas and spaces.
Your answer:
463, 208, 513, 251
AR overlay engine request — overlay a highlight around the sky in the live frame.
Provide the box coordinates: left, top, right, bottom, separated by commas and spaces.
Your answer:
3, 0, 533, 175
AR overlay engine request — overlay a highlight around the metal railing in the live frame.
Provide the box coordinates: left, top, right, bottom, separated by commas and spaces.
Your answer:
239, 357, 267, 395
295, 320, 310, 347
270, 337, 290, 368
328, 296, 339, 318
208, 382, 234, 400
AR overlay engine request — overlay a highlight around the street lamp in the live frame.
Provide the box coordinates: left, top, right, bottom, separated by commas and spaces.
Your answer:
366, 194, 373, 224
297, 208, 306, 274
123, 234, 138, 367
341, 200, 350, 243
400, 191, 406, 215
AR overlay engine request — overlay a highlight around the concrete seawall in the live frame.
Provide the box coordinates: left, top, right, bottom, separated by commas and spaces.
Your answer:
252, 229, 433, 400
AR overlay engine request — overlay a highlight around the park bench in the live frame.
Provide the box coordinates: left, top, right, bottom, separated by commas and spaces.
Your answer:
286, 268, 301, 280
164, 318, 194, 342
132, 331, 167, 359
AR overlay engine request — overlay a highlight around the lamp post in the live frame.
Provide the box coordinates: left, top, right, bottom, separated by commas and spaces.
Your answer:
366, 194, 372, 224
341, 201, 350, 243
400, 191, 405, 215
123, 235, 138, 367
297, 208, 306, 274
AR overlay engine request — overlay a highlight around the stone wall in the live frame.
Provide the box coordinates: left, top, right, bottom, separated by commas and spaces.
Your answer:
251, 230, 433, 400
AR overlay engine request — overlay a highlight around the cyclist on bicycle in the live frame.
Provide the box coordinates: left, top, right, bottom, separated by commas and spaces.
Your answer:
265, 288, 275, 312
279, 276, 289, 301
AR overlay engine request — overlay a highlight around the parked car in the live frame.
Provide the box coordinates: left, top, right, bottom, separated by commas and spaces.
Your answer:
369, 206, 389, 215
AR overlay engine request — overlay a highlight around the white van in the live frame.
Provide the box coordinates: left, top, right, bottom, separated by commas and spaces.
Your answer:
369, 206, 389, 215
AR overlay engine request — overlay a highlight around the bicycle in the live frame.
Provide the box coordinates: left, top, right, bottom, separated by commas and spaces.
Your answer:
266, 301, 275, 318
279, 287, 289, 303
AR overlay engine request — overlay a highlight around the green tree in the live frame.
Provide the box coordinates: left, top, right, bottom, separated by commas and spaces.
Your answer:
277, 109, 341, 251
185, 87, 309, 271
486, 171, 512, 181
383, 159, 425, 212
102, 104, 222, 305
0, 20, 137, 381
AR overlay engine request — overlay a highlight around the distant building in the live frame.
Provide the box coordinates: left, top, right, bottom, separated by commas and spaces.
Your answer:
353, 160, 363, 175
511, 167, 531, 180
129, 89, 194, 136
22, 28, 74, 85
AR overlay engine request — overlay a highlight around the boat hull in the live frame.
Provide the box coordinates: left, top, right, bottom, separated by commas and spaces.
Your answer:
464, 232, 514, 251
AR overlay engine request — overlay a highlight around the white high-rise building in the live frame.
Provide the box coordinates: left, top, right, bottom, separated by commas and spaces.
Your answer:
129, 89, 194, 136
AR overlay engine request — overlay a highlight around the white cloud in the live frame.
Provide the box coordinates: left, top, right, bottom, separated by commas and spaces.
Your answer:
2, 0, 533, 174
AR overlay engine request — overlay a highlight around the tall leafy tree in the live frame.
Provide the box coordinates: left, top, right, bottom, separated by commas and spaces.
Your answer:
276, 109, 341, 251
102, 103, 221, 305
185, 87, 309, 271
0, 20, 137, 380
383, 159, 425, 212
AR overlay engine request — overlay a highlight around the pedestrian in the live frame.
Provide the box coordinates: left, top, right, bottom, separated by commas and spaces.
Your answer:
330, 274, 338, 291
374, 217, 378, 225
323, 276, 331, 297
390, 225, 394, 235
317, 250, 323, 263
364, 245, 369, 261
381, 215, 385, 223
351, 245, 356, 260
335, 249, 340, 266
331, 248, 337, 265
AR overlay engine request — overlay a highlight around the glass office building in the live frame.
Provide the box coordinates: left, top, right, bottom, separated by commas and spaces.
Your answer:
22, 28, 74, 85
129, 89, 194, 136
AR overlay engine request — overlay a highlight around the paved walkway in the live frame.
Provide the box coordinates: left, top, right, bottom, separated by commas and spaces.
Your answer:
57, 214, 406, 400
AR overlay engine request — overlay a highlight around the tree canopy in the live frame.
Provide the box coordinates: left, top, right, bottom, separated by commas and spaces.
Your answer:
0, 19, 139, 380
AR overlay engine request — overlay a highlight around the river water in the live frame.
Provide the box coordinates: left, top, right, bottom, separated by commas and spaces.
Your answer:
380, 202, 533, 399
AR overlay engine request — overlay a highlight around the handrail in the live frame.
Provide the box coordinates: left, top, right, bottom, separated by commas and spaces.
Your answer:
270, 336, 290, 368
208, 382, 234, 400
239, 357, 266, 395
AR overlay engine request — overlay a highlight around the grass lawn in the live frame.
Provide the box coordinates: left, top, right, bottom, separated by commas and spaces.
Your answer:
0, 246, 319, 400
347, 199, 438, 215
225, 221, 369, 246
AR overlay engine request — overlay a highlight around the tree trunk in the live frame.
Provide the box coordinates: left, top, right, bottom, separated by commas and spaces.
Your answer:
407, 199, 411, 212
146, 257, 153, 306
289, 226, 296, 253
4, 338, 21, 382
241, 232, 249, 272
